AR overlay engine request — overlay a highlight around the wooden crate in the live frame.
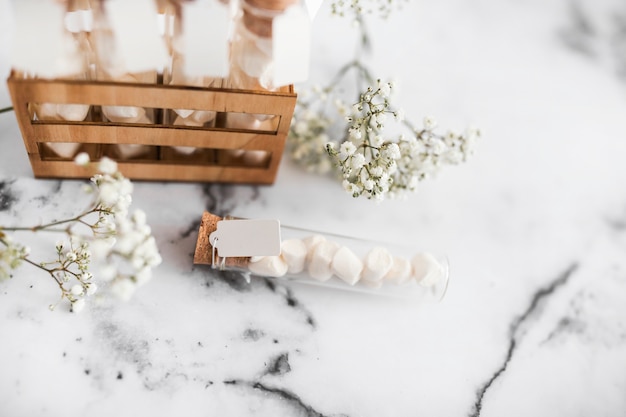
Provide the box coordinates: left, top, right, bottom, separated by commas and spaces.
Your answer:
6, 73, 297, 184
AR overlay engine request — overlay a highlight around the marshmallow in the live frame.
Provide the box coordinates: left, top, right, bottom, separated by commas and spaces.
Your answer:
411, 252, 445, 287
224, 113, 262, 130
281, 239, 307, 274
303, 234, 325, 264
44, 143, 81, 158
303, 234, 325, 251
190, 110, 217, 125
361, 247, 393, 282
174, 115, 204, 128
36, 103, 60, 120
242, 150, 270, 167
384, 256, 412, 285
56, 103, 90, 121
174, 108, 195, 119
331, 246, 363, 286
115, 142, 151, 159
103, 105, 146, 123
171, 146, 197, 155
36, 103, 89, 122
248, 255, 288, 278
174, 110, 217, 126
307, 240, 340, 281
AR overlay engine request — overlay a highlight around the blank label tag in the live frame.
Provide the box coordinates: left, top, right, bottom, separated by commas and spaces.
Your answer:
209, 219, 281, 258
11, 0, 67, 78
182, 0, 230, 78
272, 4, 310, 87
107, 0, 169, 73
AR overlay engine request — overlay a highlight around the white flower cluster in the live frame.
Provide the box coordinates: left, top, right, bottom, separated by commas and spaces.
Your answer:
0, 234, 29, 280
1, 154, 163, 312
49, 237, 95, 313
326, 81, 479, 200
288, 109, 333, 174
86, 156, 162, 302
330, 0, 408, 19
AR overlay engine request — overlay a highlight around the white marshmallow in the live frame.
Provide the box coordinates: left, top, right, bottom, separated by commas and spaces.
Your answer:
384, 256, 412, 285
307, 240, 340, 281
303, 234, 325, 251
174, 115, 204, 128
412, 252, 445, 287
361, 247, 393, 282
281, 239, 307, 274
190, 110, 216, 125
56, 103, 90, 121
174, 110, 217, 126
242, 150, 270, 167
36, 103, 60, 120
103, 105, 146, 123
302, 234, 325, 263
331, 246, 363, 286
174, 108, 195, 119
171, 146, 197, 155
225, 112, 262, 130
248, 255, 288, 278
44, 143, 81, 158
115, 143, 151, 159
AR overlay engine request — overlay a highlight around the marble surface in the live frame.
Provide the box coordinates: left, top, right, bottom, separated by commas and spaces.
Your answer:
2, 0, 626, 416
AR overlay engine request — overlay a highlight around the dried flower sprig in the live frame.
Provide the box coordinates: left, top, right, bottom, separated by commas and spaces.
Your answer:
326, 80, 479, 200
0, 154, 162, 312
289, 72, 479, 201
287, 4, 479, 201
330, 0, 408, 20
287, 86, 338, 175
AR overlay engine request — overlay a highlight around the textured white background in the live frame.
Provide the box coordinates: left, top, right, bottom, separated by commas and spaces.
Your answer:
1, 0, 626, 416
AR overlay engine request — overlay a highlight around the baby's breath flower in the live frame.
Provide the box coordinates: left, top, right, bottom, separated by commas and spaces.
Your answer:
110, 278, 135, 301
323, 83, 478, 200
350, 153, 366, 169
74, 152, 90, 166
423, 116, 437, 130
98, 157, 118, 175
71, 298, 85, 313
85, 282, 98, 296
0, 155, 161, 311
339, 141, 357, 158
70, 284, 84, 296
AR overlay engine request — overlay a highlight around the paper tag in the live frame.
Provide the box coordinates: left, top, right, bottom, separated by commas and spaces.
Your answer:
65, 9, 93, 33
209, 219, 281, 258
181, 0, 230, 78
106, 0, 169, 73
11, 0, 67, 78
303, 0, 324, 21
272, 5, 311, 87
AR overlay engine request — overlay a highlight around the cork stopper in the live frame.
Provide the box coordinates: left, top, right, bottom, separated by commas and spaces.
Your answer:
247, 0, 297, 11
193, 211, 251, 269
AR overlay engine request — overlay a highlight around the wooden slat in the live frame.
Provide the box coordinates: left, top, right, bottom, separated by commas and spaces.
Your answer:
6, 74, 297, 184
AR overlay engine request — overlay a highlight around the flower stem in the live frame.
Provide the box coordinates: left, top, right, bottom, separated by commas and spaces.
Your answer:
0, 106, 13, 115
21, 256, 67, 293
2, 209, 101, 233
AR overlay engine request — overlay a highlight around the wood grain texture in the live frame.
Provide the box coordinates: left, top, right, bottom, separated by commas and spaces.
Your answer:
6, 74, 296, 184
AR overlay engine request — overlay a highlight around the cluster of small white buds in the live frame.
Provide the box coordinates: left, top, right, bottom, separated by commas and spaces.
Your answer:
77, 154, 163, 304
288, 87, 348, 174
326, 81, 479, 200
0, 153, 162, 313
330, 0, 408, 20
288, 76, 478, 201
47, 237, 96, 313
0, 234, 30, 280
